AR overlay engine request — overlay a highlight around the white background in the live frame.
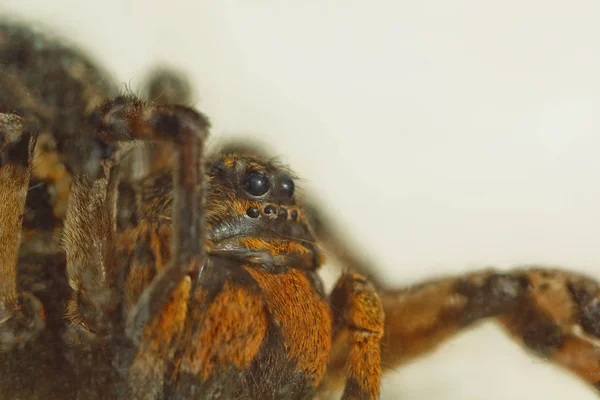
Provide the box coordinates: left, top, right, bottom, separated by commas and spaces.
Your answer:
2, 1, 600, 399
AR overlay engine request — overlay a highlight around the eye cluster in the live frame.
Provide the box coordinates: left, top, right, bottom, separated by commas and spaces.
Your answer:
243, 171, 295, 199
207, 156, 298, 220
241, 170, 298, 221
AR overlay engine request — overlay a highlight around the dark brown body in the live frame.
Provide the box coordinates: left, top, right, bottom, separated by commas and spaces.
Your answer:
2, 20, 600, 400
0, 21, 383, 399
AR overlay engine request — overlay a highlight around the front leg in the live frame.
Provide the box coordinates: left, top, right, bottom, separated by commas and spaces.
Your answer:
328, 273, 385, 400
87, 97, 209, 398
60, 96, 208, 399
0, 113, 44, 352
91, 96, 209, 342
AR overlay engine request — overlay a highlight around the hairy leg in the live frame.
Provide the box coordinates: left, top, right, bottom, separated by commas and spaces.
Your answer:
0, 113, 44, 351
60, 94, 208, 399
60, 135, 121, 400
324, 268, 600, 394
120, 68, 192, 183
92, 96, 208, 337
89, 96, 209, 398
63, 164, 120, 344
145, 68, 193, 106
64, 95, 208, 336
498, 270, 600, 388
323, 273, 385, 400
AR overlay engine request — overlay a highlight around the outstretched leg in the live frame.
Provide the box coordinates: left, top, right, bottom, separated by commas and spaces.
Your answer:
325, 273, 385, 400
498, 270, 600, 388
323, 268, 600, 395
0, 113, 44, 352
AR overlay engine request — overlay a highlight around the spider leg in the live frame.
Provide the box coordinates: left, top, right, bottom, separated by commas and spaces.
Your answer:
325, 268, 600, 394
64, 95, 208, 341
60, 96, 207, 398
142, 69, 193, 174
126, 259, 268, 400
121, 68, 192, 183
498, 270, 600, 389
91, 96, 209, 343
63, 157, 120, 346
60, 140, 122, 400
0, 113, 44, 351
325, 273, 385, 400
145, 68, 193, 106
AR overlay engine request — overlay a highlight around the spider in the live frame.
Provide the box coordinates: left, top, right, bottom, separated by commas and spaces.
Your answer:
1, 20, 600, 400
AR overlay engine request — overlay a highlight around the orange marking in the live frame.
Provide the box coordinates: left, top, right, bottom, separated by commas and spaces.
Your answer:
244, 267, 332, 384
339, 274, 384, 399
525, 270, 579, 327
130, 277, 191, 387
229, 199, 262, 215
150, 230, 164, 271
239, 237, 311, 257
180, 282, 267, 378
149, 223, 172, 272
118, 221, 173, 307
31, 132, 72, 219
344, 274, 385, 337
550, 336, 600, 385
345, 333, 381, 399
0, 161, 29, 304
222, 156, 235, 167
145, 276, 191, 353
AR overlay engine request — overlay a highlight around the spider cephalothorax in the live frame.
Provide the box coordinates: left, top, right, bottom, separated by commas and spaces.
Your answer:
1, 19, 600, 400
203, 153, 316, 266
119, 150, 323, 281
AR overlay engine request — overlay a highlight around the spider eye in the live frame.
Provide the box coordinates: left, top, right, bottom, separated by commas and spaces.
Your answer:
280, 175, 295, 198
244, 172, 269, 196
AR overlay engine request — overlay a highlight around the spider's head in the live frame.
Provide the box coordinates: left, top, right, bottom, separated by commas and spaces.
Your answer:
205, 152, 321, 270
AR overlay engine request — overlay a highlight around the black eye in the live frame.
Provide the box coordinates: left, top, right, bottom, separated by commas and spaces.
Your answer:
244, 172, 269, 196
280, 175, 295, 198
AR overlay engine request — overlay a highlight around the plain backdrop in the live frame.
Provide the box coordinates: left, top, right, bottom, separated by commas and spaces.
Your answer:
2, 1, 600, 399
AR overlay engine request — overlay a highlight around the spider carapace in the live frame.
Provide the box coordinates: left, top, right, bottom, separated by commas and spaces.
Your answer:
1, 20, 600, 400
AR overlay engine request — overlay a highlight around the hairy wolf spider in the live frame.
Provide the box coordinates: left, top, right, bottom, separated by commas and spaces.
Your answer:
1, 20, 600, 400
